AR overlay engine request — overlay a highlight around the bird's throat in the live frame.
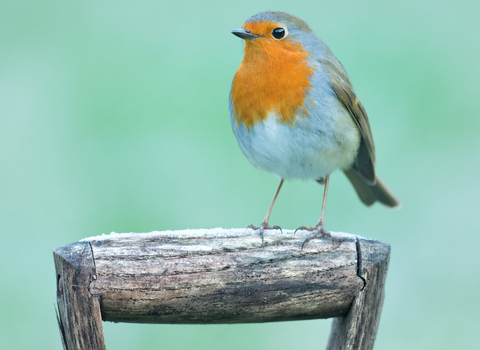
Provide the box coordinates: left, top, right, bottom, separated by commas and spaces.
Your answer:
231, 40, 313, 129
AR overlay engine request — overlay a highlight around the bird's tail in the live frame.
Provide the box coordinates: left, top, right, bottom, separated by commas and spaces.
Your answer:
344, 168, 400, 208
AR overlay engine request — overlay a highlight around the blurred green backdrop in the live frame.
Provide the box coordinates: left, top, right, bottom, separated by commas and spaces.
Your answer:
1, 0, 479, 349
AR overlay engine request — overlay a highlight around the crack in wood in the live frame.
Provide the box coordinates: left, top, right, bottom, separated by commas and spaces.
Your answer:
355, 236, 367, 291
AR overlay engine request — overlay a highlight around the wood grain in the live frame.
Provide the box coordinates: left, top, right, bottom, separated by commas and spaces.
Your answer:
54, 242, 106, 350
54, 228, 391, 349
327, 237, 391, 350
85, 229, 364, 324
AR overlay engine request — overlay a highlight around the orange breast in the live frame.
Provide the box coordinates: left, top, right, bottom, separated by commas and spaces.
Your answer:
231, 24, 314, 129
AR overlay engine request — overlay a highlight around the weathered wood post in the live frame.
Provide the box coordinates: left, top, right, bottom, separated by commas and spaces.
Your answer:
54, 228, 390, 349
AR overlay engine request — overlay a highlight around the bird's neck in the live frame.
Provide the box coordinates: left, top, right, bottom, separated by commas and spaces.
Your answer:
231, 41, 313, 129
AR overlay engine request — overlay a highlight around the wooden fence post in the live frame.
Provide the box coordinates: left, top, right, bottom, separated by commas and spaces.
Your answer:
54, 242, 106, 350
53, 228, 390, 349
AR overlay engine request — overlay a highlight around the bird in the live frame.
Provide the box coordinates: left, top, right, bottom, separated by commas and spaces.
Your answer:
229, 11, 400, 247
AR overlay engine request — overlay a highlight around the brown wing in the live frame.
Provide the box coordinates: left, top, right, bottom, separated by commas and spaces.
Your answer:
319, 57, 376, 185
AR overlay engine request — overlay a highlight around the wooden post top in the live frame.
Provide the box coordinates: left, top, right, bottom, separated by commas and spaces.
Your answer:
54, 228, 390, 349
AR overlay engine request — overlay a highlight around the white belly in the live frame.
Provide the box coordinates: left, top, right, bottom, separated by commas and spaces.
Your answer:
231, 106, 360, 181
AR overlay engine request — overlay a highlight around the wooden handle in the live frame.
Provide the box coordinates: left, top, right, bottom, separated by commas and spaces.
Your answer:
54, 228, 390, 349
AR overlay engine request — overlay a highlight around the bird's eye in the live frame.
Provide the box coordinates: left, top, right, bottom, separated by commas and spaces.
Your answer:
272, 27, 286, 39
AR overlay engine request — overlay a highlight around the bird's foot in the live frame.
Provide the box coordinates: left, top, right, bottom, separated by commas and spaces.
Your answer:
295, 223, 334, 250
247, 222, 282, 243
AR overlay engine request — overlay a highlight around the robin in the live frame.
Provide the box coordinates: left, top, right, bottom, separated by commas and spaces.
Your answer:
229, 11, 400, 246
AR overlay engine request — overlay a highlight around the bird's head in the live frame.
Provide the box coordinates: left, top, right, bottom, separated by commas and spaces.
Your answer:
231, 11, 320, 58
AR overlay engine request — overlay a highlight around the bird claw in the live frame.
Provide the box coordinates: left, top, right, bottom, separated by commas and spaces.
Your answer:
296, 224, 334, 250
294, 225, 312, 234
247, 223, 283, 243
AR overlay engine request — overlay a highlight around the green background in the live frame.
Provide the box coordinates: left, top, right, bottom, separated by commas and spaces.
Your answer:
1, 0, 479, 349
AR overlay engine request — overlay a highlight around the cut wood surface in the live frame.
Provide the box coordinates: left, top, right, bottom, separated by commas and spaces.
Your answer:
54, 228, 390, 350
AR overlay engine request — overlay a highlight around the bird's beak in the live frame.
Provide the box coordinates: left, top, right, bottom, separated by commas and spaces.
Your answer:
231, 29, 260, 40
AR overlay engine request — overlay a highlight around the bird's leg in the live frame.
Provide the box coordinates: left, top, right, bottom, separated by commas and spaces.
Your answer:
295, 174, 334, 249
248, 179, 284, 242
